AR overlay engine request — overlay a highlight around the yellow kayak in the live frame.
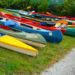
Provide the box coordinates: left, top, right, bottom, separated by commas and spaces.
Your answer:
0, 35, 38, 56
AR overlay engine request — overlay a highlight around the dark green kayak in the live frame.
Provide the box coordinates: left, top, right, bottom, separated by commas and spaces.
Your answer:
65, 28, 75, 37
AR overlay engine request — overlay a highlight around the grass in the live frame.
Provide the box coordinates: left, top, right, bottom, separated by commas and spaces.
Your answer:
0, 35, 75, 75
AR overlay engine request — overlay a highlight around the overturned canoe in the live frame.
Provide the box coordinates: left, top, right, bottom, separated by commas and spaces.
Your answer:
64, 28, 75, 37
0, 27, 47, 44
0, 35, 38, 56
18, 38, 46, 48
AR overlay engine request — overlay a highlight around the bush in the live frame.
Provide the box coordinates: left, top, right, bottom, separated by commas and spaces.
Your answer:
0, 0, 30, 9
62, 0, 75, 16
0, 0, 75, 16
0, 0, 49, 13
50, 0, 75, 16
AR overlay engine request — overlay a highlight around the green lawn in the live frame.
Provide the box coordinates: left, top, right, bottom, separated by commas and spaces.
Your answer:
0, 35, 75, 75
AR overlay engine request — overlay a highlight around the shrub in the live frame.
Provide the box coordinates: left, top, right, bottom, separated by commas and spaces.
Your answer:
50, 0, 75, 16
0, 0, 75, 16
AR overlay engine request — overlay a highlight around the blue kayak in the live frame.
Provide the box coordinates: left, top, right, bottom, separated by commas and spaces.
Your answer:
1, 20, 63, 43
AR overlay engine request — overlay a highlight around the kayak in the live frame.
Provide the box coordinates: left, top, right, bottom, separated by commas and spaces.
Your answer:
21, 16, 56, 27
56, 20, 68, 25
66, 16, 75, 21
6, 9, 60, 18
6, 9, 75, 21
0, 29, 45, 48
6, 9, 30, 16
0, 25, 10, 30
0, 25, 46, 48
28, 11, 58, 18
29, 13, 62, 21
0, 34, 38, 56
6, 9, 63, 23
0, 16, 63, 43
6, 9, 60, 19
2, 19, 63, 43
0, 12, 66, 33
0, 27, 47, 44
18, 38, 45, 48
67, 25, 75, 28
6, 9, 20, 13
64, 28, 75, 37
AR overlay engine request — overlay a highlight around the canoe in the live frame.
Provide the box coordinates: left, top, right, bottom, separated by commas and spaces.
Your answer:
0, 26, 46, 44
7, 9, 75, 24
0, 28, 45, 48
7, 9, 75, 21
64, 28, 75, 37
56, 20, 68, 25
0, 34, 38, 56
2, 19, 63, 43
25, 11, 63, 21
0, 8, 13, 14
67, 25, 75, 28
6, 9, 58, 18
6, 9, 60, 19
0, 25, 10, 30
6, 9, 20, 13
66, 16, 75, 21
0, 27, 47, 44
0, 12, 66, 33
18, 38, 45, 48
0, 26, 46, 47
6, 9, 60, 21
6, 9, 31, 16
66, 20, 75, 24
29, 13, 62, 21
12, 14, 66, 33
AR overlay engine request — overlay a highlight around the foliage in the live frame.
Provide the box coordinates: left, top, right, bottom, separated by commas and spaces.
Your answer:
0, 0, 49, 13
50, 0, 75, 16
37, 0, 49, 12
62, 0, 75, 16
0, 0, 75, 16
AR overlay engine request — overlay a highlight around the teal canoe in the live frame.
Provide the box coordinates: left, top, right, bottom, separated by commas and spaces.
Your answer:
65, 28, 75, 37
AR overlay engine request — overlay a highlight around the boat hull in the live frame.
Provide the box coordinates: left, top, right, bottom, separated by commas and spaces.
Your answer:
0, 27, 47, 44
0, 12, 66, 33
0, 35, 38, 56
3, 20, 63, 43
65, 28, 75, 37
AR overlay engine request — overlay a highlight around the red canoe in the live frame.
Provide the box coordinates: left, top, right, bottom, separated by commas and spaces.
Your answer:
28, 11, 75, 21
29, 11, 58, 18
0, 25, 10, 30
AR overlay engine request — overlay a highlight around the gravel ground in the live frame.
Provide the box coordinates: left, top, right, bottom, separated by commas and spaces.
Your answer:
40, 48, 75, 75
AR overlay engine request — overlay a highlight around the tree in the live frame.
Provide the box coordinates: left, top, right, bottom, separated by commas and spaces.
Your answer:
62, 0, 75, 16
37, 0, 49, 13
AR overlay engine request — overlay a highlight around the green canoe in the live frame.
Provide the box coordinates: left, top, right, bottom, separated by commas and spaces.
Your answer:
0, 28, 47, 44
65, 28, 75, 37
